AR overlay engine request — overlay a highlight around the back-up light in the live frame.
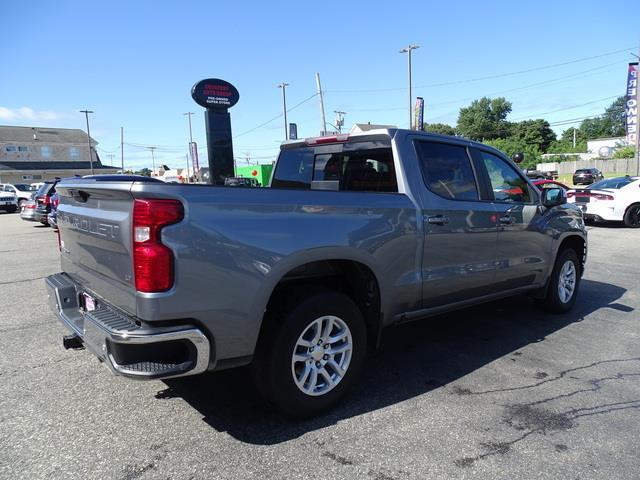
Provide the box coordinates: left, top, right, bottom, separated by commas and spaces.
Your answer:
305, 134, 350, 145
133, 199, 184, 293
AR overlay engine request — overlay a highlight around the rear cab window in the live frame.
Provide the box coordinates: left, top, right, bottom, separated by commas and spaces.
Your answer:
271, 138, 398, 193
414, 140, 479, 201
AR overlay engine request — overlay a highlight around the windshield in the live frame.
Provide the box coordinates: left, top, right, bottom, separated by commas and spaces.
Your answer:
588, 177, 635, 190
14, 184, 36, 192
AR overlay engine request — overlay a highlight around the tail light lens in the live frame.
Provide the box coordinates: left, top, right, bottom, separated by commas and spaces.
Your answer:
37, 195, 50, 205
567, 192, 575, 198
593, 194, 613, 201
132, 199, 184, 293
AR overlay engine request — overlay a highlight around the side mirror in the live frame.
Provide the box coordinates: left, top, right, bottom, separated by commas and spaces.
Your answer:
541, 187, 566, 208
512, 152, 524, 164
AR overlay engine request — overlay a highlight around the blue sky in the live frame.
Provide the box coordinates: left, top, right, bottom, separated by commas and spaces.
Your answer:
1, 0, 638, 170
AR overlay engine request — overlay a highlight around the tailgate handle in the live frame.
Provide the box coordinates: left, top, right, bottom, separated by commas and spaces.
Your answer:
69, 189, 90, 203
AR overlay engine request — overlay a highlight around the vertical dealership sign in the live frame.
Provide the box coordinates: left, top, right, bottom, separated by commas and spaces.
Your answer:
625, 63, 638, 144
414, 97, 425, 131
191, 78, 239, 184
189, 141, 200, 173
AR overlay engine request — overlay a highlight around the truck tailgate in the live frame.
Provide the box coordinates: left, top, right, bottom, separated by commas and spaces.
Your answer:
56, 179, 137, 316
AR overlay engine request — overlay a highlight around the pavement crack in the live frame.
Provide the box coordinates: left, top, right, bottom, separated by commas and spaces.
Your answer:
451, 357, 640, 396
0, 276, 46, 286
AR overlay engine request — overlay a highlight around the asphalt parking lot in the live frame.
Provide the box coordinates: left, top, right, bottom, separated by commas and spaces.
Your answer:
1, 212, 639, 480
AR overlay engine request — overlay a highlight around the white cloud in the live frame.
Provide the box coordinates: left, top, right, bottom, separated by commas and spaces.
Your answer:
0, 106, 73, 122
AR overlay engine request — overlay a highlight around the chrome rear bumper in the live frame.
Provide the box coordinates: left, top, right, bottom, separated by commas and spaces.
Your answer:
45, 273, 210, 379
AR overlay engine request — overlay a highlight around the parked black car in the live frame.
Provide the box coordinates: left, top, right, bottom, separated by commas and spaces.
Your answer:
573, 168, 604, 185
33, 180, 59, 225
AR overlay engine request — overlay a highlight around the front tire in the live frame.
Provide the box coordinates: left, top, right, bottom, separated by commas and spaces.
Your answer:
253, 290, 367, 418
537, 249, 580, 313
623, 203, 640, 228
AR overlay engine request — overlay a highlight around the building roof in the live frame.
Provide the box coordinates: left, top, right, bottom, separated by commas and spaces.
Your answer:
0, 126, 97, 145
0, 161, 117, 171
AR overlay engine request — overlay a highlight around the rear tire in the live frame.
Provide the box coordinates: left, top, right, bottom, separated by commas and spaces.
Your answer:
623, 203, 640, 228
252, 290, 367, 418
537, 249, 580, 313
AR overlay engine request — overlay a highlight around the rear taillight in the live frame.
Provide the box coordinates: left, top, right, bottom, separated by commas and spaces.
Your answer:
594, 194, 613, 201
37, 195, 50, 205
132, 199, 184, 293
567, 192, 575, 198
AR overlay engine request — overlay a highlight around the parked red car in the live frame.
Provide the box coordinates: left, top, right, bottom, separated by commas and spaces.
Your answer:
533, 180, 570, 191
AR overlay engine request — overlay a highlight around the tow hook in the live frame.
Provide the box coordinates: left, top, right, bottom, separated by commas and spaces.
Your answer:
63, 334, 85, 350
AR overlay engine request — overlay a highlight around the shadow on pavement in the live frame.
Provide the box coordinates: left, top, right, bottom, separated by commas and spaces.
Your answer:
158, 279, 630, 445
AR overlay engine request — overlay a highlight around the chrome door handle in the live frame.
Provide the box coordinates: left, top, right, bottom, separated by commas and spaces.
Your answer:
426, 215, 450, 225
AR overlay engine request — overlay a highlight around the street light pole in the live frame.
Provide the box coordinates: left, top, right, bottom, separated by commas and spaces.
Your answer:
399, 45, 420, 129
184, 112, 194, 144
278, 82, 289, 140
148, 146, 156, 176
79, 109, 94, 175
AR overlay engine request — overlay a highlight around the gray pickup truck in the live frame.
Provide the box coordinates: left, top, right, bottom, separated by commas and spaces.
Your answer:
46, 129, 587, 417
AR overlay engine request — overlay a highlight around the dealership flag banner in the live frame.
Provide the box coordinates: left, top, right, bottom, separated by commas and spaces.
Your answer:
189, 141, 200, 172
625, 63, 639, 144
414, 97, 425, 131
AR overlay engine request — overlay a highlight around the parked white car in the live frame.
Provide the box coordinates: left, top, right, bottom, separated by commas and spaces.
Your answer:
0, 191, 18, 214
0, 183, 37, 207
567, 176, 640, 228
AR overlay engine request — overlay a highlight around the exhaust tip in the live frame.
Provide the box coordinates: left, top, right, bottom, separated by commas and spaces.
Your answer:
63, 334, 85, 350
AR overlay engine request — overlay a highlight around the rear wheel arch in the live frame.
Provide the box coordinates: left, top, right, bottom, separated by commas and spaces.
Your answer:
623, 203, 640, 228
258, 259, 383, 349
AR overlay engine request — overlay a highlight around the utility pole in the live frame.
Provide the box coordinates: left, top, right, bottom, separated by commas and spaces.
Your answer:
334, 111, 346, 134
148, 146, 156, 176
79, 109, 95, 175
185, 154, 190, 183
632, 49, 640, 176
316, 73, 327, 135
278, 82, 289, 140
399, 44, 420, 129
108, 154, 115, 166
120, 126, 124, 173
184, 112, 194, 143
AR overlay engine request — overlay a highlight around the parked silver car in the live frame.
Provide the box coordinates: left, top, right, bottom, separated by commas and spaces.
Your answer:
20, 199, 37, 221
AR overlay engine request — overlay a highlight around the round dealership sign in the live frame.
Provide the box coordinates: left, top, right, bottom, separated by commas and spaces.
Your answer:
191, 79, 239, 110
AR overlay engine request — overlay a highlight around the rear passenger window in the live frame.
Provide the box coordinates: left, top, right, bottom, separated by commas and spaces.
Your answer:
313, 148, 398, 192
415, 141, 479, 200
271, 148, 313, 189
478, 151, 531, 203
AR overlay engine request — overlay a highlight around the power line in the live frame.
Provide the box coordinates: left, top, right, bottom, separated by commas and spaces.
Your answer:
510, 94, 621, 121
325, 46, 634, 94
343, 60, 623, 114
233, 93, 318, 139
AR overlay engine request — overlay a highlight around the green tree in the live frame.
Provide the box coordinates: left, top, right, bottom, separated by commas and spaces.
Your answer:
613, 146, 635, 159
135, 168, 152, 177
510, 119, 556, 152
424, 123, 456, 136
560, 127, 586, 144
456, 97, 512, 141
483, 138, 541, 169
547, 139, 587, 154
